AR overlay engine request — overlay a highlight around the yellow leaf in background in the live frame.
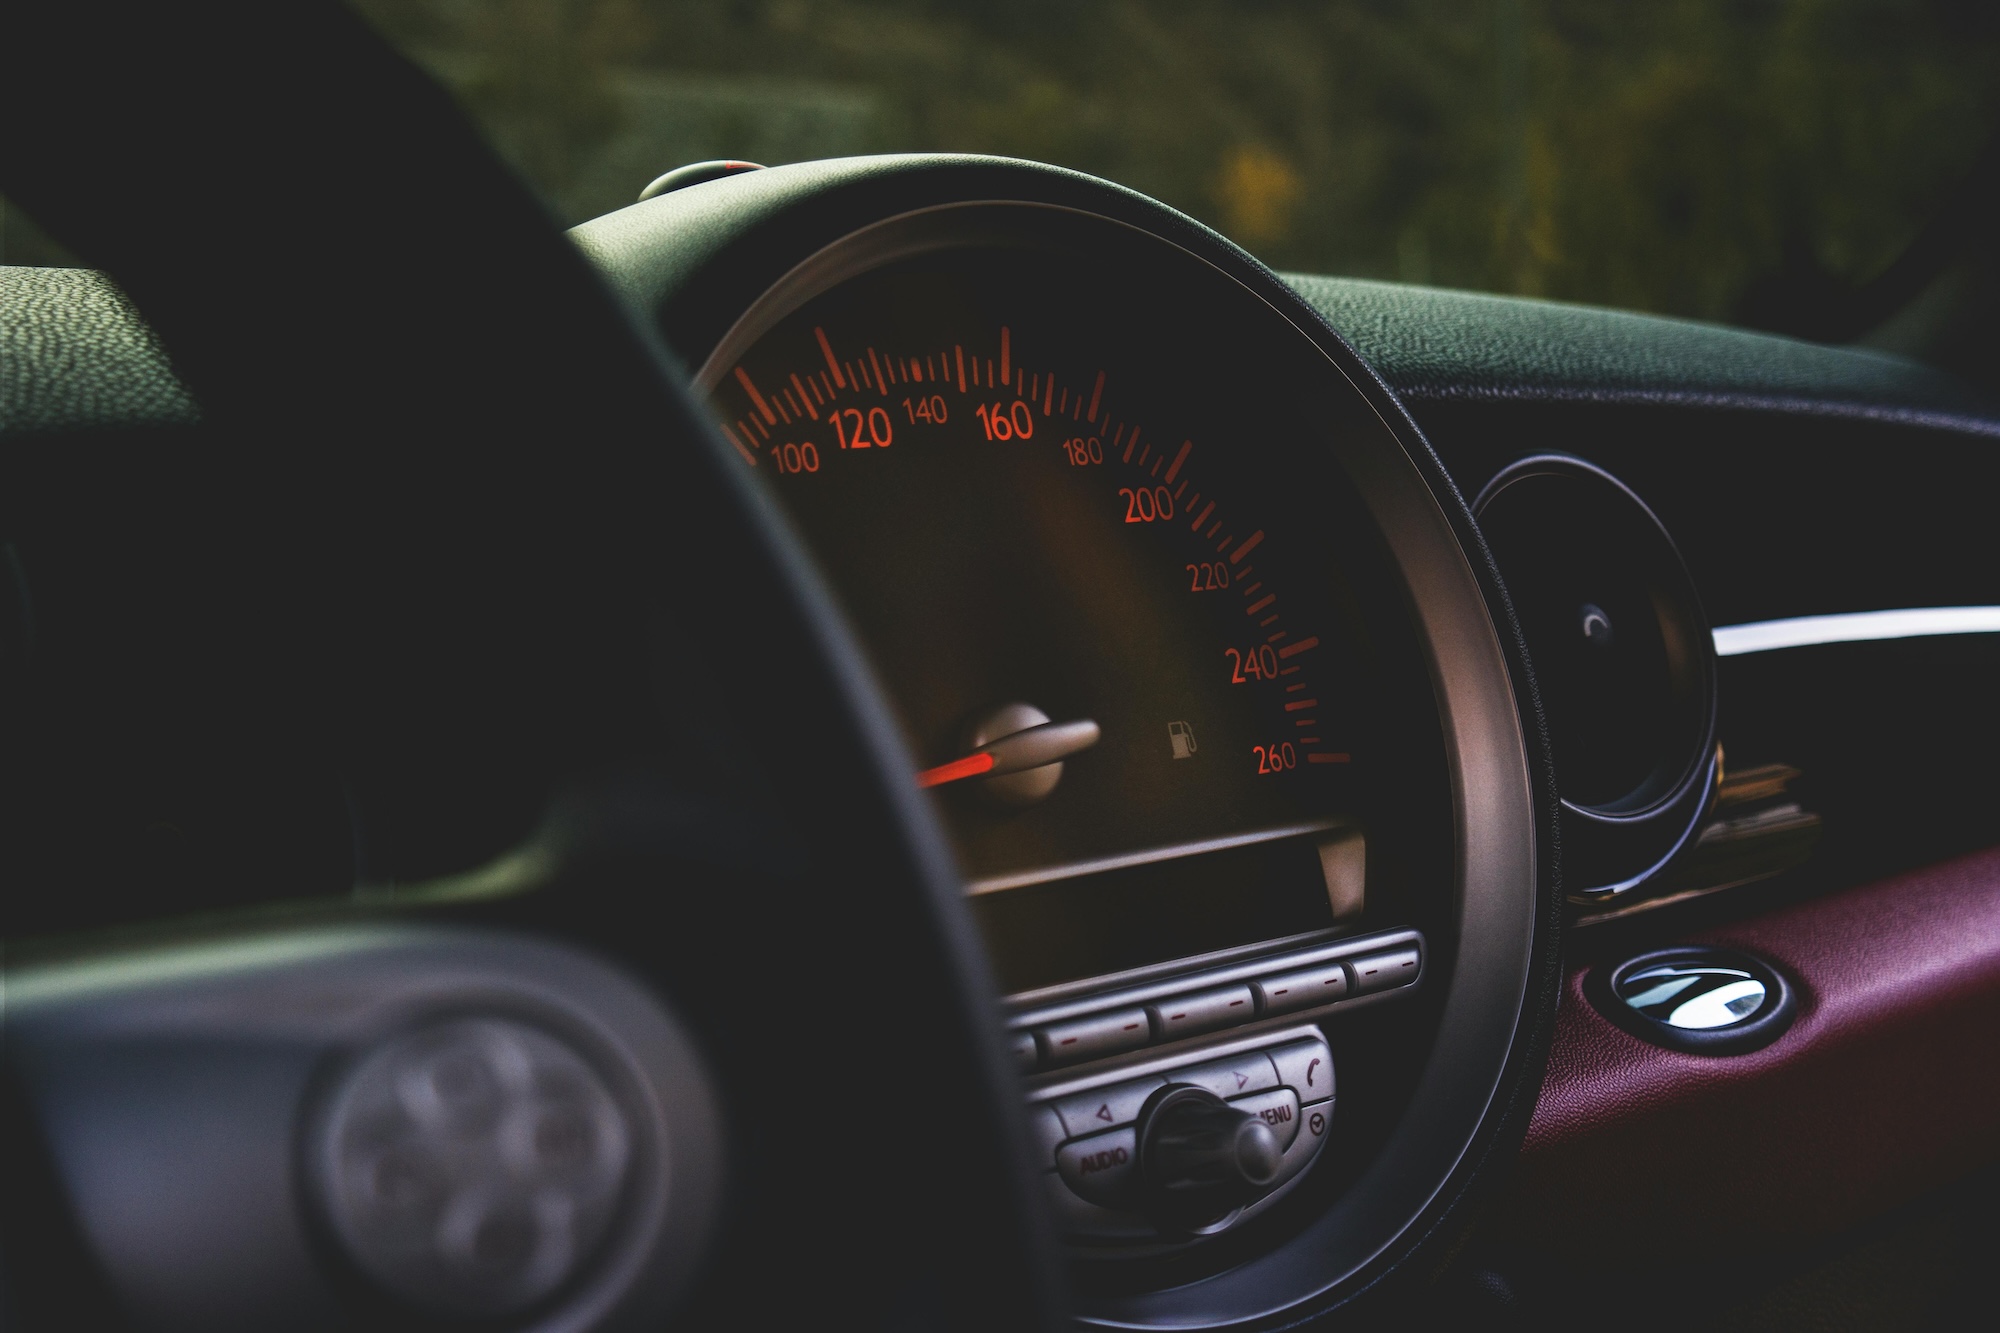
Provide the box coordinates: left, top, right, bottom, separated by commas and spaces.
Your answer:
1215, 145, 1303, 250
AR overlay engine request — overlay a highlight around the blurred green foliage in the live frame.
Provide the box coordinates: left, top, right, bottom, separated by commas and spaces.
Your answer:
9, 1, 1996, 336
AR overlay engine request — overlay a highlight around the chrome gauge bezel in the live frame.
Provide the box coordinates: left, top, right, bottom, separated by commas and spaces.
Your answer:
650, 175, 1544, 1327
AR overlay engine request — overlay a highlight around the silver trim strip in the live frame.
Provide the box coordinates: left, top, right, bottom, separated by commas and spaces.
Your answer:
1713, 606, 2000, 657
963, 818, 1344, 896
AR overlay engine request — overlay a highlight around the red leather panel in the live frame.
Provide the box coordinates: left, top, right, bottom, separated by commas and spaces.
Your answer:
1500, 845, 2000, 1262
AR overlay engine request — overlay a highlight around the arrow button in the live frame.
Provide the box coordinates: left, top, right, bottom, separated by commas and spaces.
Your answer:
1049, 1075, 1165, 1139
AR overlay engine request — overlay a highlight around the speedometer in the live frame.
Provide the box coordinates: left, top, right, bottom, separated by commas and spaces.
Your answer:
595, 164, 1545, 1309
700, 206, 1445, 995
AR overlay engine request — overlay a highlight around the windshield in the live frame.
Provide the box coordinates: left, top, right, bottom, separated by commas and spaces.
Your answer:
7, 1, 1995, 340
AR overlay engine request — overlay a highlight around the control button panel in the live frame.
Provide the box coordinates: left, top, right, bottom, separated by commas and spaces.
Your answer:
1010, 928, 1421, 1075
1027, 1025, 1335, 1244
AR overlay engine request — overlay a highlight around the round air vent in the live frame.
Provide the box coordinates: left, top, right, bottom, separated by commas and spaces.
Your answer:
1474, 455, 1717, 897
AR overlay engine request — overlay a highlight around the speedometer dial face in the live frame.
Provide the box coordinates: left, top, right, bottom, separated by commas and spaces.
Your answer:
702, 223, 1425, 989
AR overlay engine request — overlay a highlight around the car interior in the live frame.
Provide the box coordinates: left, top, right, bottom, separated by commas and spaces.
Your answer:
3, 2, 1998, 1330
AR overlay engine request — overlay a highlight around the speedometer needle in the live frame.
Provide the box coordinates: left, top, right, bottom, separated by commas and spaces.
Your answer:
917, 718, 1102, 789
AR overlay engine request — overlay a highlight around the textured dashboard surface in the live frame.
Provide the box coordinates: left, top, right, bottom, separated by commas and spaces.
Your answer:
1284, 274, 1996, 434
9, 262, 1994, 442
0, 267, 198, 437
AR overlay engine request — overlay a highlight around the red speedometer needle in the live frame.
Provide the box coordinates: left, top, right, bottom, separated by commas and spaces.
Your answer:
917, 718, 1102, 789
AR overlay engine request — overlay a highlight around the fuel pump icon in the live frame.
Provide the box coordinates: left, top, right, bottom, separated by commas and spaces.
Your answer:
1168, 721, 1197, 759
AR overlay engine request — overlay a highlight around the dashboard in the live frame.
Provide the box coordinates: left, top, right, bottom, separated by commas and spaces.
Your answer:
6, 86, 2000, 1331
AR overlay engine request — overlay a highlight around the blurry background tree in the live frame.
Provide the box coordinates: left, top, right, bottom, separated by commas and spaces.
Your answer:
7, 0, 1997, 341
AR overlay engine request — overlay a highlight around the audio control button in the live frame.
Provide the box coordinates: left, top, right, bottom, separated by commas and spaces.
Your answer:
1268, 1097, 1333, 1187
1350, 946, 1421, 994
1028, 1103, 1069, 1162
1010, 1029, 1040, 1071
1226, 1086, 1302, 1150
1164, 1051, 1278, 1100
1050, 1075, 1164, 1138
1268, 1038, 1335, 1102
1038, 1008, 1151, 1065
1253, 961, 1350, 1013
1146, 985, 1255, 1040
1056, 1126, 1141, 1208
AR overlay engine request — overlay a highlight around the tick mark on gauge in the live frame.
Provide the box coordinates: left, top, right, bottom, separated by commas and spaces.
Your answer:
1088, 370, 1105, 422
792, 375, 820, 416
1286, 699, 1318, 711
1165, 439, 1192, 482
733, 366, 777, 424
1246, 594, 1276, 616
1232, 530, 1266, 563
814, 327, 846, 386
956, 345, 967, 393
1279, 636, 1320, 658
1191, 500, 1215, 531
1260, 615, 1279, 627
720, 422, 757, 465
1308, 753, 1352, 764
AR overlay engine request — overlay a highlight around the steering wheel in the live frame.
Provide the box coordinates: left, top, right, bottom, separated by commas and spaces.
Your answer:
1, 3, 1060, 1329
